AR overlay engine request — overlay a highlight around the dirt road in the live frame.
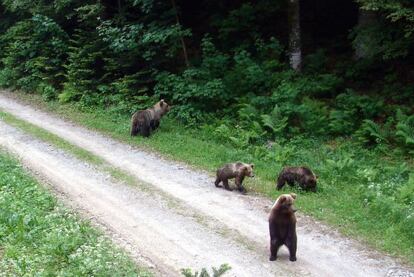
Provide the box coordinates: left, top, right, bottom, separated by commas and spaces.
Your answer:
0, 92, 412, 276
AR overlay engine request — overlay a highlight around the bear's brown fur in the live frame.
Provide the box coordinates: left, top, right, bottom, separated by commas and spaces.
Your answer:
276, 166, 317, 192
214, 162, 254, 193
130, 99, 170, 137
268, 193, 297, 262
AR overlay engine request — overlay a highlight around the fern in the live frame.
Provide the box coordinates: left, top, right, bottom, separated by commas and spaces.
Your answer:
395, 111, 414, 154
261, 105, 288, 137
355, 119, 389, 145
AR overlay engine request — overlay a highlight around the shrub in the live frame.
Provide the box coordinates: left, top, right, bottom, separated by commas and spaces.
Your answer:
0, 15, 68, 92
395, 110, 414, 154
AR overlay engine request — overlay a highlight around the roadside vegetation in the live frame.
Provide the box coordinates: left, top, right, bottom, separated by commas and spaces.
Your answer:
7, 91, 414, 265
0, 0, 413, 266
0, 150, 150, 276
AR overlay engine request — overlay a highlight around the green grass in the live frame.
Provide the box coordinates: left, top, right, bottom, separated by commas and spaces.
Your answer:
5, 92, 414, 265
0, 111, 105, 167
0, 150, 151, 276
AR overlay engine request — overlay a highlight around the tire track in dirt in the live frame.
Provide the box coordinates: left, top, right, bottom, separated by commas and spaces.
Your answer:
0, 92, 412, 277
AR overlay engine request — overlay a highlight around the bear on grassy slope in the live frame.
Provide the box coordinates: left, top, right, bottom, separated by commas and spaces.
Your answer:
130, 99, 170, 137
268, 193, 297, 262
276, 166, 317, 192
214, 162, 254, 193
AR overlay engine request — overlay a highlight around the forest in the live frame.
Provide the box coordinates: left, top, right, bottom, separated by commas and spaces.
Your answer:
0, 0, 413, 148
0, 0, 413, 267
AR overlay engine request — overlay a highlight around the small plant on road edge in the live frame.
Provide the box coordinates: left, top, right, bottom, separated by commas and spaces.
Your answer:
181, 264, 231, 277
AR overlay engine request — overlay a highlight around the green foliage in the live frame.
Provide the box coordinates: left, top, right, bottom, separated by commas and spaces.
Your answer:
181, 264, 231, 277
328, 90, 385, 135
62, 29, 108, 104
395, 110, 414, 154
0, 14, 68, 92
0, 151, 148, 276
355, 119, 391, 146
0, 0, 412, 154
261, 105, 288, 137
351, 19, 412, 60
356, 0, 414, 37
353, 1, 414, 60
398, 173, 414, 206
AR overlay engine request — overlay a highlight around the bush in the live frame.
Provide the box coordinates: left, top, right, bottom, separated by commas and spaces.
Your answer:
0, 15, 68, 93
395, 110, 414, 154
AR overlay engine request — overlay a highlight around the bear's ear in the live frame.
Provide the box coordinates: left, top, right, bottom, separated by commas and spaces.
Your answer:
290, 193, 297, 200
250, 163, 254, 168
160, 99, 165, 107
278, 195, 286, 204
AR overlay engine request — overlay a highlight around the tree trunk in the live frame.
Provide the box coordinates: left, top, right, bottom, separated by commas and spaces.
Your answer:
354, 9, 377, 59
171, 0, 190, 68
288, 0, 301, 71
117, 0, 122, 14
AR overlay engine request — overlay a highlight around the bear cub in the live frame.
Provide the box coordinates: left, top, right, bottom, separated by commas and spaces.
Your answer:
130, 99, 170, 137
276, 166, 317, 192
268, 193, 297, 262
215, 162, 254, 193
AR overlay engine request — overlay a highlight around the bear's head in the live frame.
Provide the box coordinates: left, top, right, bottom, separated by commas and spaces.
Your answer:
242, 163, 255, 178
273, 193, 297, 214
305, 174, 317, 192
157, 99, 171, 115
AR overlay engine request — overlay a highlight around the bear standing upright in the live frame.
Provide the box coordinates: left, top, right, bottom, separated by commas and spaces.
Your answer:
214, 162, 254, 193
268, 193, 297, 262
130, 99, 170, 137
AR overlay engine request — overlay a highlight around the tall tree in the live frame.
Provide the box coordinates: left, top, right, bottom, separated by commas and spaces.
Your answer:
288, 0, 301, 71
354, 9, 377, 59
171, 0, 190, 68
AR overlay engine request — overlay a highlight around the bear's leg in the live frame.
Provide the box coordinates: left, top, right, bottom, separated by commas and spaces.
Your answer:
214, 177, 221, 187
286, 225, 297, 262
235, 176, 246, 194
269, 238, 283, 261
141, 124, 151, 137
130, 119, 139, 136
222, 179, 232, 191
269, 223, 283, 261
150, 119, 160, 131
276, 176, 286, 190
299, 181, 307, 190
149, 119, 156, 131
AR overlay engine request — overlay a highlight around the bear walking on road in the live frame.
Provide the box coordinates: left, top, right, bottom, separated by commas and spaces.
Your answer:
214, 162, 254, 193
268, 193, 297, 262
130, 99, 170, 137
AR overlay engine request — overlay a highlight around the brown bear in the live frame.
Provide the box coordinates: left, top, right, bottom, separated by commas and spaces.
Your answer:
130, 99, 171, 137
268, 193, 297, 262
214, 162, 254, 193
276, 166, 317, 192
